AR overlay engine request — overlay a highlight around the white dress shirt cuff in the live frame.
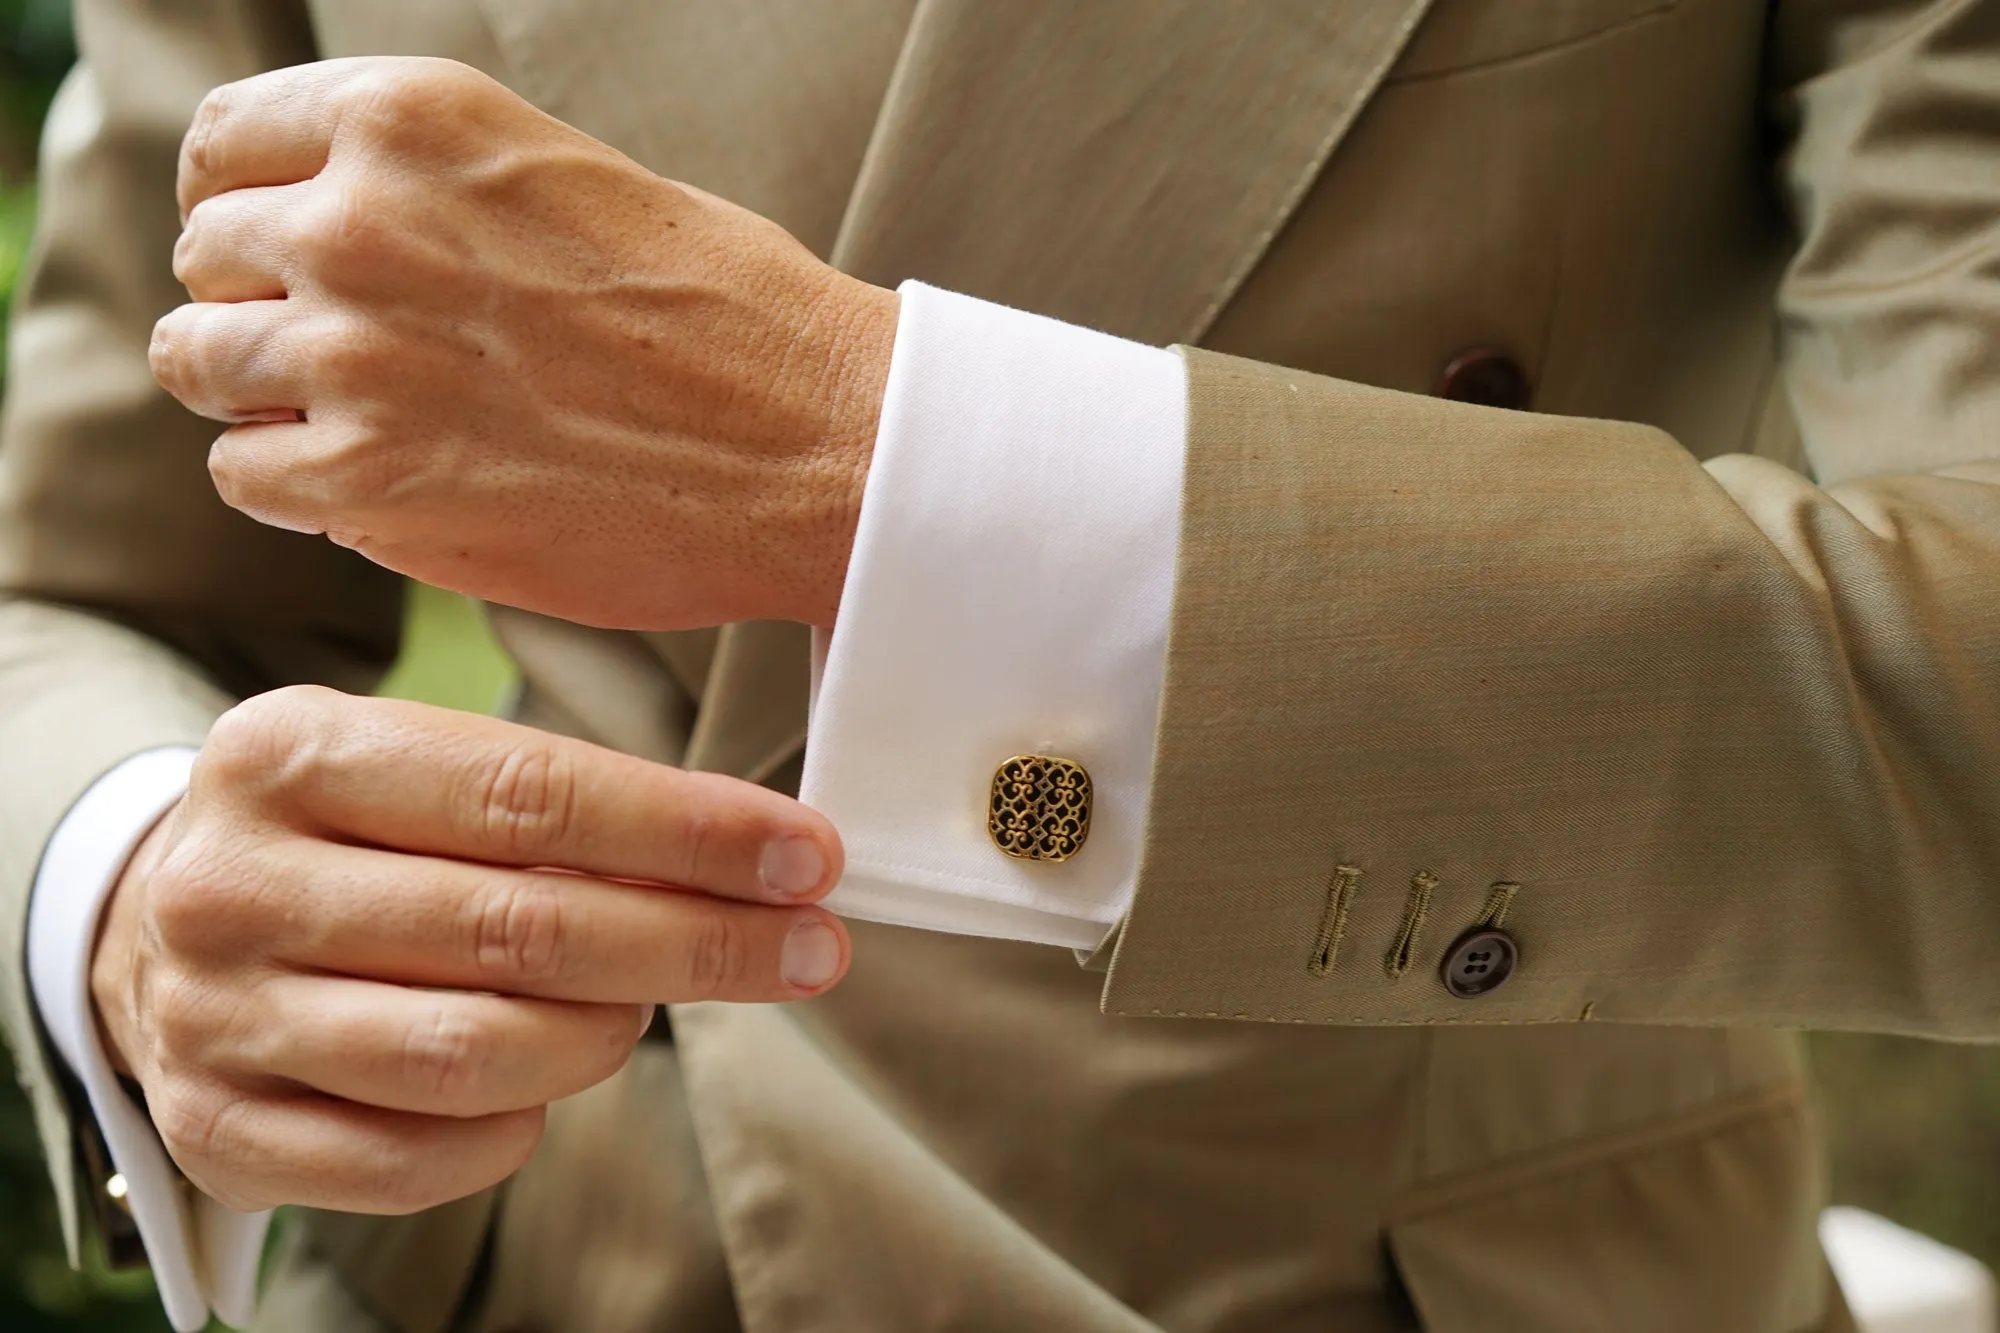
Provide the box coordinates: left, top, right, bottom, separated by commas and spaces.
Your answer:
804, 282, 1186, 949
25, 746, 269, 1332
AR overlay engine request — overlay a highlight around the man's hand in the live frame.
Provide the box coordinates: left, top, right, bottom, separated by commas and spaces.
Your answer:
90, 687, 849, 1215
150, 57, 898, 630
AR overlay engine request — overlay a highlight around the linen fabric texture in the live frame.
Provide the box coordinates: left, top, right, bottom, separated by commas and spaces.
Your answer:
5, 0, 1997, 1329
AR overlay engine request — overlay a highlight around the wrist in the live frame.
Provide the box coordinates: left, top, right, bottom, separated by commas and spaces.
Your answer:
792, 276, 897, 627
88, 806, 174, 1080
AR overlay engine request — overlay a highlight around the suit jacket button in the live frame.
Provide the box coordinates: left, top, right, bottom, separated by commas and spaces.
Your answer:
1436, 349, 1532, 410
1441, 927, 1517, 997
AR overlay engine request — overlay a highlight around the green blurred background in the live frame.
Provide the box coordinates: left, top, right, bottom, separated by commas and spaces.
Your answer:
0, 4, 1993, 1328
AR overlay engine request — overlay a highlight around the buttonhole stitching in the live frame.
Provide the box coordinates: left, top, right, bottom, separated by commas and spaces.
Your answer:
1385, 871, 1439, 979
1308, 865, 1363, 976
1477, 881, 1521, 930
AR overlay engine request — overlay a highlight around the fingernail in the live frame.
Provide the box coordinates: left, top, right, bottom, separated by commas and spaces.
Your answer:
760, 836, 826, 899
781, 919, 842, 989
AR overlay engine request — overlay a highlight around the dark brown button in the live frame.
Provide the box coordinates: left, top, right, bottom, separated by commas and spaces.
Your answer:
1436, 349, 1531, 411
1441, 927, 1517, 998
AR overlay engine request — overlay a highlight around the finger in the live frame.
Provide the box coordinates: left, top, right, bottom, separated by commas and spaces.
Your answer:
176, 183, 308, 303
265, 840, 850, 1003
179, 57, 490, 220
178, 64, 354, 218
160, 1084, 545, 1215
222, 974, 646, 1118
205, 415, 388, 537
151, 301, 312, 422
285, 695, 844, 905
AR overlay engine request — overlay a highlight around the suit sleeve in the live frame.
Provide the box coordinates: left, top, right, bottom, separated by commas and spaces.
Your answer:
1101, 0, 2000, 1037
0, 0, 404, 1268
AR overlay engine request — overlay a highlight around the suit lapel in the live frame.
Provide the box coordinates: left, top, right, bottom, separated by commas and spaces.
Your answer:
832, 0, 1439, 345
471, 0, 914, 253
470, 0, 1436, 341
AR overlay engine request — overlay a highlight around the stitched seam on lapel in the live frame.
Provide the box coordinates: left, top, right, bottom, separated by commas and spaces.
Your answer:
1183, 0, 1439, 343
1384, 1, 1682, 87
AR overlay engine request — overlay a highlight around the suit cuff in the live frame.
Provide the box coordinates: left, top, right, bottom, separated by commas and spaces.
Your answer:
26, 746, 269, 1332
804, 282, 1185, 949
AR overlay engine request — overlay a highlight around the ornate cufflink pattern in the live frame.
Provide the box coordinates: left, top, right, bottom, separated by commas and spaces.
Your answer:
988, 754, 1092, 862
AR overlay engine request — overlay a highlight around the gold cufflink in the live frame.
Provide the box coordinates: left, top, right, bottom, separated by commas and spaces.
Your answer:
988, 754, 1092, 862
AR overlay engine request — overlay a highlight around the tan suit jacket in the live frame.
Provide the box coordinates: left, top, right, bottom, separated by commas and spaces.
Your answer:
6, 0, 1997, 1327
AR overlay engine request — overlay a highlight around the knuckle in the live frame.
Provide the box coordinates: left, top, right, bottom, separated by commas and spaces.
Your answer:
474, 742, 578, 858
214, 415, 394, 527
467, 881, 567, 984
152, 1081, 238, 1171
281, 428, 389, 515
402, 1007, 494, 1104
170, 229, 197, 288
165, 306, 248, 418
148, 1086, 202, 1156
351, 66, 436, 126
147, 968, 244, 1082
149, 308, 201, 397
174, 198, 222, 280
311, 315, 385, 390
677, 808, 714, 887
203, 690, 300, 777
181, 193, 220, 234
145, 968, 207, 1058
147, 317, 181, 390
146, 857, 230, 955
682, 907, 748, 999
159, 860, 278, 976
349, 58, 486, 137
181, 85, 232, 184
199, 686, 339, 796
205, 433, 262, 513
294, 179, 378, 269
207, 434, 300, 522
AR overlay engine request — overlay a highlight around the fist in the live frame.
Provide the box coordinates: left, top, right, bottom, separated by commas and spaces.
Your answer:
90, 687, 849, 1214
151, 57, 898, 630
